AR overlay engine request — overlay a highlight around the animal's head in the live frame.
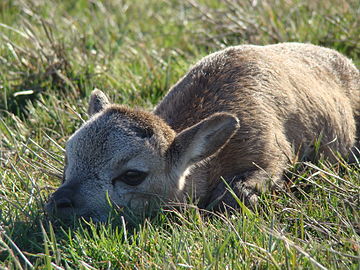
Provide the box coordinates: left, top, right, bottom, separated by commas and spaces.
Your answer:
46, 89, 239, 223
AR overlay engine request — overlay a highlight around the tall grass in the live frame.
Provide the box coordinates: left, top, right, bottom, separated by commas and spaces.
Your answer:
0, 0, 359, 268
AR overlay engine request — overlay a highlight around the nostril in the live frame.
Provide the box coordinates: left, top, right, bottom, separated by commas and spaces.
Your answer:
55, 198, 73, 209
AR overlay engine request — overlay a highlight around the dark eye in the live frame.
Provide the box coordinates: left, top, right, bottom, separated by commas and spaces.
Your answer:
112, 170, 148, 186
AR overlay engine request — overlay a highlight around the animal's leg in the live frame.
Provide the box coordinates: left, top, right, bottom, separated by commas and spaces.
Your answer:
208, 164, 287, 211
208, 131, 292, 211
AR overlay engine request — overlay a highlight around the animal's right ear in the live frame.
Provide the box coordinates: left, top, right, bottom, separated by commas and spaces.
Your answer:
88, 89, 111, 117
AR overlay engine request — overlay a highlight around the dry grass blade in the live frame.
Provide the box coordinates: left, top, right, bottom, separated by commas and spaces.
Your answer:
0, 227, 33, 269
262, 227, 328, 270
304, 162, 359, 189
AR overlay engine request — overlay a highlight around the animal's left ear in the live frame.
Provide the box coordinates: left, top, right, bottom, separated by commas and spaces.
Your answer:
168, 112, 240, 172
88, 89, 111, 116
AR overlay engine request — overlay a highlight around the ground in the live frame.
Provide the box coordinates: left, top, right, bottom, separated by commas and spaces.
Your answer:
0, 0, 359, 269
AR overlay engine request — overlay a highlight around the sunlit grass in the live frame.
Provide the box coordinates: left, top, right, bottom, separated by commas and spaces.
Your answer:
0, 0, 359, 268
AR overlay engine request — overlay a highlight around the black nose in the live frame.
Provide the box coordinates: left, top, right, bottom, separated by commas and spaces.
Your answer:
55, 197, 73, 209
50, 185, 77, 209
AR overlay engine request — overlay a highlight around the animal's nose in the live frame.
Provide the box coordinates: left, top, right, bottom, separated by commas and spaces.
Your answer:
50, 185, 78, 210
55, 197, 73, 209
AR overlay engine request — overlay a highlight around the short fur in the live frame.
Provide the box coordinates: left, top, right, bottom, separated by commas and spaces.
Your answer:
46, 43, 359, 222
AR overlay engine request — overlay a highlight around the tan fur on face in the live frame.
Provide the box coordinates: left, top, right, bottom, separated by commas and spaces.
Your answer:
47, 43, 359, 221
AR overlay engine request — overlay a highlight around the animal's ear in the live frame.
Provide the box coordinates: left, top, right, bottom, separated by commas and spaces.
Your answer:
168, 113, 239, 171
88, 89, 111, 116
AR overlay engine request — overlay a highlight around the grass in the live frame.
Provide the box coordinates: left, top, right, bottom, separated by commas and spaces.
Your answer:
0, 0, 359, 269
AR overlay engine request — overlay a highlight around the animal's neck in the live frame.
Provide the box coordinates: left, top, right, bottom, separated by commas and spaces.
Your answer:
177, 162, 213, 206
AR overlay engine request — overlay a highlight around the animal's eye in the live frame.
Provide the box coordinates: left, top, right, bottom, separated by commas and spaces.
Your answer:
112, 170, 148, 186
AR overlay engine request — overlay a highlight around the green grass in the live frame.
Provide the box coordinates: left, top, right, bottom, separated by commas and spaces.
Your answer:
0, 0, 359, 269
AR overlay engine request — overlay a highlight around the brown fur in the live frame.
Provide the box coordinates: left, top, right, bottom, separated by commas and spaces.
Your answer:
47, 43, 359, 221
155, 43, 360, 207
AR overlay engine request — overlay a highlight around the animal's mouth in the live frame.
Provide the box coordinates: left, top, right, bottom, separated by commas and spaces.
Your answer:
45, 190, 165, 225
46, 209, 110, 226
45, 200, 106, 223
79, 212, 109, 223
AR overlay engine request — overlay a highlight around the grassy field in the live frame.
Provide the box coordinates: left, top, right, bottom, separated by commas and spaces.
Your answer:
0, 0, 359, 269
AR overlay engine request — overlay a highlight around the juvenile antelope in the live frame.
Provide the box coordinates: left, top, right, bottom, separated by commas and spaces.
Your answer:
46, 43, 360, 222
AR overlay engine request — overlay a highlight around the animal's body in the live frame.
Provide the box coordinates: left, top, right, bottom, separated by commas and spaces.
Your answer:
47, 43, 360, 222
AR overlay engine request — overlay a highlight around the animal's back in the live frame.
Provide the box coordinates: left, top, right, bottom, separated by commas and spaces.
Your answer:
155, 43, 359, 132
155, 43, 359, 205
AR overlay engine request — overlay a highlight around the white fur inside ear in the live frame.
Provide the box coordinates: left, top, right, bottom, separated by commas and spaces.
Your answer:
177, 167, 192, 191
175, 113, 239, 168
168, 113, 239, 195
88, 88, 110, 116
